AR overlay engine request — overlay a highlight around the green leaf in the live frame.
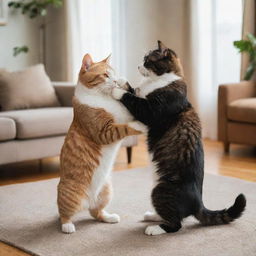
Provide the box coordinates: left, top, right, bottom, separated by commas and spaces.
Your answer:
13, 46, 29, 57
8, 2, 15, 7
247, 33, 256, 47
40, 9, 47, 16
244, 61, 256, 80
8, 0, 63, 18
234, 33, 256, 80
233, 40, 252, 53
53, 0, 63, 8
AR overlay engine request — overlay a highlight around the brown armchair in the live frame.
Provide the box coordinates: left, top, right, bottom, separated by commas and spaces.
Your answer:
218, 81, 256, 152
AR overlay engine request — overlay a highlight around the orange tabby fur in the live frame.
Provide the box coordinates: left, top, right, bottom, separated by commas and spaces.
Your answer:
57, 54, 140, 233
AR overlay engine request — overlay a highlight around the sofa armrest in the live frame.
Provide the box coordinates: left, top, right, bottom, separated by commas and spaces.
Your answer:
121, 135, 138, 147
218, 81, 256, 142
53, 82, 76, 107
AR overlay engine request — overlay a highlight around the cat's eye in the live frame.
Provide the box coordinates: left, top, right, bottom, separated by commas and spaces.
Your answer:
104, 73, 109, 78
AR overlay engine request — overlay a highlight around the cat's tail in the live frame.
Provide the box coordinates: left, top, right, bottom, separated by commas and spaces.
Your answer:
195, 194, 246, 225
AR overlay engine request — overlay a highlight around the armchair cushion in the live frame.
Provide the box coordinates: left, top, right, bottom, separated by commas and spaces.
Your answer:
0, 107, 73, 139
218, 81, 256, 141
228, 98, 256, 124
0, 64, 60, 111
0, 117, 16, 141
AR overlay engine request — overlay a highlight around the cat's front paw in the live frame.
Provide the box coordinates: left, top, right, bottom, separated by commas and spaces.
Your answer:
135, 88, 141, 96
128, 121, 147, 134
117, 79, 135, 94
117, 78, 128, 89
101, 84, 118, 96
112, 87, 126, 100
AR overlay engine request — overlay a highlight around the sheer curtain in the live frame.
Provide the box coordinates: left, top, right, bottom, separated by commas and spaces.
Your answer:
187, 0, 242, 139
64, 0, 157, 85
65, 0, 113, 82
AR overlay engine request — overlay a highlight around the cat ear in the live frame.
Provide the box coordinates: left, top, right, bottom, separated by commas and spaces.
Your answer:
102, 54, 111, 64
82, 54, 93, 70
158, 40, 168, 55
176, 58, 184, 77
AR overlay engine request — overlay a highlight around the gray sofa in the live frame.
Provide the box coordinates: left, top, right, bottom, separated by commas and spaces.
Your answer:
0, 82, 137, 165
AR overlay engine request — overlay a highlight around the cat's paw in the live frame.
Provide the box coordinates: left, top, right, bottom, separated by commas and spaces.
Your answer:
144, 211, 162, 222
135, 88, 141, 96
62, 223, 76, 234
102, 213, 120, 223
112, 87, 126, 100
128, 121, 147, 133
117, 78, 135, 93
145, 225, 166, 236
117, 78, 129, 89
101, 84, 118, 96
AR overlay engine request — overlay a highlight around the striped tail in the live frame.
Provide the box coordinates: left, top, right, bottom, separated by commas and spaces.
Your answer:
195, 194, 246, 225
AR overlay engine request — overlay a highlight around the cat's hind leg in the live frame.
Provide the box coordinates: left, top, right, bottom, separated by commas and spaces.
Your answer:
57, 181, 84, 234
145, 183, 182, 236
89, 182, 120, 223
60, 217, 76, 234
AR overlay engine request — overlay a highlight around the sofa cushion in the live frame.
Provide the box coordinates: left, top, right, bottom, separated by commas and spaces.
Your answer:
0, 117, 16, 141
0, 64, 60, 111
228, 98, 256, 124
0, 107, 73, 139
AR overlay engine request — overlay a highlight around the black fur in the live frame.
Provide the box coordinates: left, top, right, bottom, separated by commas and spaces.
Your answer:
125, 82, 135, 94
118, 42, 246, 233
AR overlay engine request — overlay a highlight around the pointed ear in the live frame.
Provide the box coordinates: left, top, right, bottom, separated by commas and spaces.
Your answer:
102, 54, 111, 64
176, 58, 184, 77
82, 54, 93, 70
157, 40, 168, 53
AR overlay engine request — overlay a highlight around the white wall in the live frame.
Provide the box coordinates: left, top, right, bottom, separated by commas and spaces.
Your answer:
116, 0, 160, 85
157, 0, 187, 63
0, 8, 40, 71
115, 0, 188, 87
0, 5, 66, 81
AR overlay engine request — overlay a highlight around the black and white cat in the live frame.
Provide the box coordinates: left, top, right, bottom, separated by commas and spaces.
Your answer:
112, 41, 246, 236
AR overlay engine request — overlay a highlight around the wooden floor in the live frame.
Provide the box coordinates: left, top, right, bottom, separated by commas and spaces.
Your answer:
0, 138, 256, 255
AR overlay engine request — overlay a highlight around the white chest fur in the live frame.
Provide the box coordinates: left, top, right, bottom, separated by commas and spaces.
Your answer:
75, 83, 133, 123
89, 141, 121, 204
138, 72, 181, 98
75, 82, 132, 203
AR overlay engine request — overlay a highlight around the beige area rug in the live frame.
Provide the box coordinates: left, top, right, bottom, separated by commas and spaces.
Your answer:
0, 168, 256, 256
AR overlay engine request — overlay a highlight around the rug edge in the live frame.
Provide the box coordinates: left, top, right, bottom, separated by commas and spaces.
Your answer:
0, 238, 41, 256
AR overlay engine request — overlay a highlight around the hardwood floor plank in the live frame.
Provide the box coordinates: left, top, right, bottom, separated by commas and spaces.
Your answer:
0, 242, 28, 256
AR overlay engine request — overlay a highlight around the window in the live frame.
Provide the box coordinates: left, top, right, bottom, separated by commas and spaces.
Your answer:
215, 0, 243, 85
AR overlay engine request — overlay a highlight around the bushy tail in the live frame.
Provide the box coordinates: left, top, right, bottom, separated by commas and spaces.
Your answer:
195, 194, 246, 225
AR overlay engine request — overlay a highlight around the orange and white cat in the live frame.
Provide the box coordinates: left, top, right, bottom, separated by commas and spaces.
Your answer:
57, 54, 142, 234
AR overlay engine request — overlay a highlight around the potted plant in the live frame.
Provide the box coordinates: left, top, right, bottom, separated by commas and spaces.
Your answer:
234, 33, 256, 80
8, 0, 63, 62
